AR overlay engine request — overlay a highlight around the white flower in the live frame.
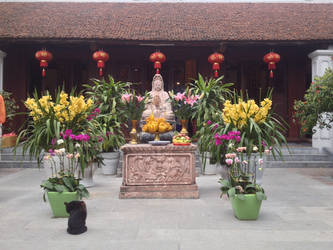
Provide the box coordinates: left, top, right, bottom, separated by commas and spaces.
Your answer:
228, 143, 234, 148
75, 153, 80, 159
59, 148, 66, 154
75, 143, 81, 148
253, 146, 258, 152
264, 149, 270, 155
57, 139, 64, 145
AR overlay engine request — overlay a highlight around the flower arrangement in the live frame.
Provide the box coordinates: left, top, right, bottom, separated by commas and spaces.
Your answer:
294, 68, 333, 135
168, 89, 200, 120
217, 131, 267, 220
121, 91, 149, 121
218, 90, 287, 158
83, 76, 129, 152
16, 88, 97, 167
41, 136, 90, 202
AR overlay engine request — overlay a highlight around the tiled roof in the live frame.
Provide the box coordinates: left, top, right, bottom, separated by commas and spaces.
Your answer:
0, 2, 333, 42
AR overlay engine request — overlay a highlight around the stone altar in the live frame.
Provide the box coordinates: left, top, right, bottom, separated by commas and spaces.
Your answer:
119, 144, 199, 199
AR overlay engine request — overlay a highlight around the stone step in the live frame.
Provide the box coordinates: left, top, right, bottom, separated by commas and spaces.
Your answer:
266, 154, 330, 161
0, 153, 36, 161
266, 161, 333, 168
0, 160, 39, 168
280, 147, 319, 154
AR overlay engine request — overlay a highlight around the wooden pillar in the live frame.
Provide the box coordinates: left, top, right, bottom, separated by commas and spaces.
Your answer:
287, 59, 307, 139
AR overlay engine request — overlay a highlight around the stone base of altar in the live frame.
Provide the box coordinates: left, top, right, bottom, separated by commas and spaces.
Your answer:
119, 184, 199, 199
119, 143, 199, 199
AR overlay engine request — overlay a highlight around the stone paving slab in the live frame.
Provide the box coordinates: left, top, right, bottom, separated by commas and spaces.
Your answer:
0, 168, 332, 250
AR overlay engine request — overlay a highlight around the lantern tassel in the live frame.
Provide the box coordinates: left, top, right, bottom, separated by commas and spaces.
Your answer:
42, 68, 46, 77
270, 70, 273, 78
214, 70, 218, 78
99, 68, 103, 76
156, 68, 160, 74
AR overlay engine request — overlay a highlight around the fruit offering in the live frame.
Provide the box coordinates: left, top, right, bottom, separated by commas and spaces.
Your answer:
142, 114, 173, 133
172, 133, 191, 144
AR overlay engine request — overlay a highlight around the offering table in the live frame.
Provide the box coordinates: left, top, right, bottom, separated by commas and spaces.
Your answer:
119, 144, 199, 199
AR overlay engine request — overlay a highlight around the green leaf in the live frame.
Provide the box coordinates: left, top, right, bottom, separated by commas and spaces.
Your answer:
54, 184, 65, 193
256, 191, 267, 201
227, 187, 236, 198
63, 177, 74, 192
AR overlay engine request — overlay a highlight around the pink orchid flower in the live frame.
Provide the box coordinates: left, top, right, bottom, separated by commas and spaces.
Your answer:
174, 92, 185, 101
121, 93, 132, 103
136, 96, 144, 102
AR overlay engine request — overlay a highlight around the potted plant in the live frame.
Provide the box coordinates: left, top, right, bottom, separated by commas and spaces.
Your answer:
217, 129, 273, 220
84, 76, 129, 175
41, 144, 89, 218
294, 69, 333, 152
189, 74, 233, 174
16, 88, 104, 181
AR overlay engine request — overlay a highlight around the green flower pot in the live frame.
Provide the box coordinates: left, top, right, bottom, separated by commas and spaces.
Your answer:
230, 194, 262, 220
47, 191, 79, 218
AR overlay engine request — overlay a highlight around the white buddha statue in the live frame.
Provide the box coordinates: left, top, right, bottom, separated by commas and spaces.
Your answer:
142, 74, 175, 122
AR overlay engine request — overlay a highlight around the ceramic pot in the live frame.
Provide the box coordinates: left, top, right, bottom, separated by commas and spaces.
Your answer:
101, 151, 119, 175
79, 162, 98, 188
47, 191, 79, 218
229, 194, 262, 220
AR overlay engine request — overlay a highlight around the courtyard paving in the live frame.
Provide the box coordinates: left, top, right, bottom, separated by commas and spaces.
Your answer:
0, 168, 332, 250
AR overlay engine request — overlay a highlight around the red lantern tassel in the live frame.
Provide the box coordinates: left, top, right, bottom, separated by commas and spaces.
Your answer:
156, 68, 160, 74
99, 68, 103, 76
42, 68, 46, 77
214, 70, 218, 78
270, 70, 273, 78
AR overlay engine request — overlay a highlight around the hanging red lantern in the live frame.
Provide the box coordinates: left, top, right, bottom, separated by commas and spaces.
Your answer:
35, 49, 53, 77
208, 52, 224, 78
263, 52, 280, 78
92, 50, 109, 76
149, 52, 166, 74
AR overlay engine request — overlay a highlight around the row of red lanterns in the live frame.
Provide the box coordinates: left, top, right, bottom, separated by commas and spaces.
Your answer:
35, 49, 280, 79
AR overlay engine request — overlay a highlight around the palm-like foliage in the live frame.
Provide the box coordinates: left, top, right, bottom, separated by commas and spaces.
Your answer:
83, 76, 130, 152
190, 74, 233, 129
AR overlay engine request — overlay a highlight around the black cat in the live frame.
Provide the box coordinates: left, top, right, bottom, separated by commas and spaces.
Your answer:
64, 201, 87, 235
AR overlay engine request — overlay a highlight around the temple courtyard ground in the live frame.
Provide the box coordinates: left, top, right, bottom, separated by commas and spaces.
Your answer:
0, 168, 332, 250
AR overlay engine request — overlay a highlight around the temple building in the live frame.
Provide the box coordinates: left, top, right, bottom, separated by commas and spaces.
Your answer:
1, 1, 333, 139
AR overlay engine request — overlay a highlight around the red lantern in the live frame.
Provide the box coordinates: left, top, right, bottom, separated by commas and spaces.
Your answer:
35, 49, 53, 77
208, 53, 224, 78
149, 52, 166, 74
263, 52, 280, 78
92, 50, 109, 76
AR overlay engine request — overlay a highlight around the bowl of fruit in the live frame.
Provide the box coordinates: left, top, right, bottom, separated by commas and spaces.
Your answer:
172, 133, 191, 146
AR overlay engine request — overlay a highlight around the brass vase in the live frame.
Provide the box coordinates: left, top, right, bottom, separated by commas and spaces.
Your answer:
130, 120, 138, 144
180, 119, 188, 136
154, 132, 160, 141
